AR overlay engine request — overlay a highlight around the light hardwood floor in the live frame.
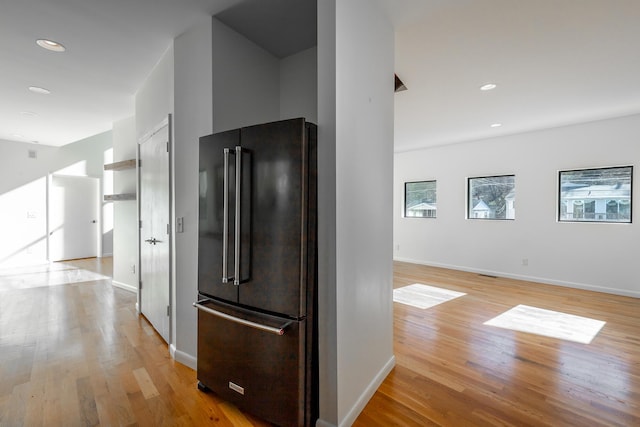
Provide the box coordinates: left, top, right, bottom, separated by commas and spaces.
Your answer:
0, 258, 272, 427
1, 259, 638, 426
354, 261, 640, 427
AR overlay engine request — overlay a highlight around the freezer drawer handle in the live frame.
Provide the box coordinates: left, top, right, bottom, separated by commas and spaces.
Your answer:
193, 301, 291, 336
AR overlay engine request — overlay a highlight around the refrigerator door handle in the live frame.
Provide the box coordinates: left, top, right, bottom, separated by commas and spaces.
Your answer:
222, 148, 232, 283
234, 146, 242, 286
193, 301, 292, 336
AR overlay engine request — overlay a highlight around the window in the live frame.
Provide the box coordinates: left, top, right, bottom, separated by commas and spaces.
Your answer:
405, 181, 437, 218
468, 175, 515, 220
558, 166, 632, 223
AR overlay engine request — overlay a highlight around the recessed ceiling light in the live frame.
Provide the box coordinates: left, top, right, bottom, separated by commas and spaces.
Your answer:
32, 140, 40, 144
11, 133, 24, 138
490, 123, 502, 128
20, 111, 39, 117
28, 86, 51, 95
36, 39, 66, 52
480, 83, 497, 91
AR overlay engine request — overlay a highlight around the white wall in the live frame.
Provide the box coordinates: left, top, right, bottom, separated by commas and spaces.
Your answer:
318, 1, 395, 425
212, 19, 317, 131
280, 46, 318, 123
395, 114, 640, 297
111, 116, 138, 292
136, 46, 174, 139
317, 0, 338, 423
0, 133, 112, 267
212, 18, 280, 132
0, 141, 51, 266
172, 17, 213, 368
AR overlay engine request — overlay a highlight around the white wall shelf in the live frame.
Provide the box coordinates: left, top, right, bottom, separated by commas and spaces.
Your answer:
104, 158, 137, 201
104, 193, 136, 201
104, 159, 136, 171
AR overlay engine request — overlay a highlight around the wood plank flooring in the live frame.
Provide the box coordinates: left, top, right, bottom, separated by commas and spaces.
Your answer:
354, 261, 640, 427
0, 258, 272, 427
2, 258, 639, 426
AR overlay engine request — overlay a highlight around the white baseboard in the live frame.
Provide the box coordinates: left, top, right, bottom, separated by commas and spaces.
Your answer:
394, 257, 640, 299
316, 420, 337, 427
338, 355, 396, 427
170, 344, 197, 370
112, 280, 137, 293
101, 252, 113, 258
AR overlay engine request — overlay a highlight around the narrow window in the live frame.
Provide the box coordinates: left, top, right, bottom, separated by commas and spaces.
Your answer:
405, 181, 437, 218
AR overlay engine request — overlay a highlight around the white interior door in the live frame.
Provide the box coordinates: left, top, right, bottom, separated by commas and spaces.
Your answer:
49, 175, 99, 261
139, 117, 171, 342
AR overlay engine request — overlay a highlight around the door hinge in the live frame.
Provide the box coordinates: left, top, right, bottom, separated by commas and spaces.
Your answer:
166, 142, 169, 152
167, 223, 170, 235
138, 159, 142, 167
139, 280, 143, 290
166, 305, 170, 316
139, 220, 142, 229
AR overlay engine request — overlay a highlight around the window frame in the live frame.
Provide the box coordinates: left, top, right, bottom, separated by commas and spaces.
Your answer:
467, 174, 516, 221
404, 180, 437, 219
558, 165, 633, 224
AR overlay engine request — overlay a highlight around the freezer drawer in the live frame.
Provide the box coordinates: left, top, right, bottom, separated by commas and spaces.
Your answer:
196, 299, 307, 427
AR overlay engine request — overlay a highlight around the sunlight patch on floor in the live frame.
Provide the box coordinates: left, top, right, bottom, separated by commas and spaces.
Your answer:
393, 283, 466, 309
483, 304, 606, 344
0, 263, 110, 291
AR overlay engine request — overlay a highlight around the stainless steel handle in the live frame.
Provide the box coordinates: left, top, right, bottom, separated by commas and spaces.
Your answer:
193, 301, 291, 336
222, 148, 231, 283
234, 146, 242, 286
145, 237, 160, 245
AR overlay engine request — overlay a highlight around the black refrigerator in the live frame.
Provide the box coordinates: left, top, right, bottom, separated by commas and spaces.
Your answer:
195, 118, 317, 427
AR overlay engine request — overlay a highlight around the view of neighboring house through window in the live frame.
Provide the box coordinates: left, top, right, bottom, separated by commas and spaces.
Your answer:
405, 180, 437, 218
559, 166, 632, 223
468, 175, 515, 220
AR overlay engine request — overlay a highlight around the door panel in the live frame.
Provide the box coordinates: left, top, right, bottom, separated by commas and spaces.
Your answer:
239, 118, 307, 317
139, 119, 170, 342
49, 175, 98, 261
198, 130, 241, 303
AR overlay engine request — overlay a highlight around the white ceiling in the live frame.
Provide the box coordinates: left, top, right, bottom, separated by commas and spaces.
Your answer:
389, 0, 640, 152
3, 0, 640, 150
0, 0, 241, 146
